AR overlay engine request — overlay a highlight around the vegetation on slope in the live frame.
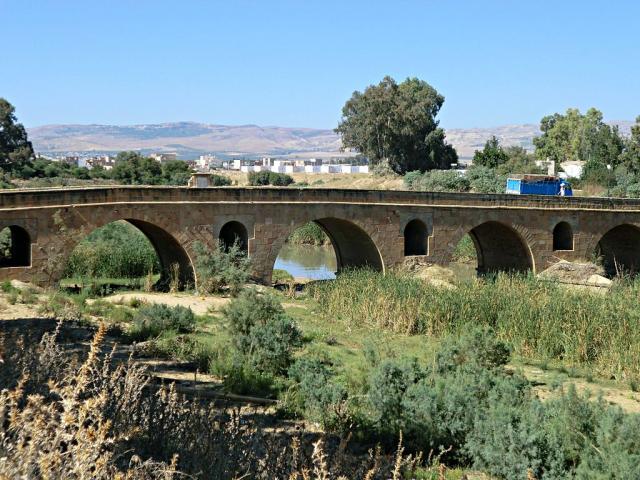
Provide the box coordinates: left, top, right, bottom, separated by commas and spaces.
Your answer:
64, 221, 160, 280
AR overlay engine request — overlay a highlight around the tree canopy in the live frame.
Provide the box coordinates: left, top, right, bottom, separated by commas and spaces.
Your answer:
335, 76, 457, 174
473, 136, 509, 169
533, 108, 623, 168
111, 152, 194, 185
0, 98, 34, 171
618, 116, 640, 175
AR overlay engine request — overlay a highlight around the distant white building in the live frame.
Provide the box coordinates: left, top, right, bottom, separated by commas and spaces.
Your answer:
239, 163, 369, 174
86, 155, 115, 170
197, 154, 223, 171
149, 153, 178, 164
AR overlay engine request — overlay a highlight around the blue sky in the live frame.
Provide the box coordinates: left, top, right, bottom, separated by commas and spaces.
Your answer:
2, 0, 639, 129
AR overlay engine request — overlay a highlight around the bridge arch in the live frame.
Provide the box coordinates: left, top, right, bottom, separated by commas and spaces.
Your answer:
467, 221, 533, 274
596, 224, 640, 278
65, 218, 195, 290
219, 221, 248, 253
269, 217, 383, 282
126, 219, 195, 289
0, 225, 31, 267
314, 217, 383, 273
404, 219, 428, 256
553, 222, 574, 251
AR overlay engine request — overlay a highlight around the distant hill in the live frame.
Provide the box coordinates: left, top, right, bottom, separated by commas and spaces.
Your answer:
27, 120, 635, 160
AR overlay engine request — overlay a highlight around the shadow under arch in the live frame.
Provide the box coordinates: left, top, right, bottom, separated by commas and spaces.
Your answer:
0, 225, 31, 267
467, 221, 533, 274
404, 219, 428, 256
123, 219, 195, 290
553, 221, 574, 251
313, 217, 384, 273
219, 221, 248, 253
596, 224, 640, 278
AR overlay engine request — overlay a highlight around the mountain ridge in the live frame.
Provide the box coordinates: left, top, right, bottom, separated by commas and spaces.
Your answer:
27, 120, 634, 160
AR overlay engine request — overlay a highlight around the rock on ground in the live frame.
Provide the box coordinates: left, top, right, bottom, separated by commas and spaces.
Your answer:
538, 260, 612, 287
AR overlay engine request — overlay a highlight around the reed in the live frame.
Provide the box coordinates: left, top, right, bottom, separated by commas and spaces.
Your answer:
310, 270, 640, 382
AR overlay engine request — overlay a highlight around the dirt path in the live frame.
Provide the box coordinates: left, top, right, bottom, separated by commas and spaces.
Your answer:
94, 292, 231, 315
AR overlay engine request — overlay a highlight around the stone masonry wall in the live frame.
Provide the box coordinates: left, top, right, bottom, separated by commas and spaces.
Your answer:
0, 187, 639, 287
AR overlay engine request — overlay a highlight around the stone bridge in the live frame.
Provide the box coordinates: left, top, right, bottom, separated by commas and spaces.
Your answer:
1, 186, 640, 288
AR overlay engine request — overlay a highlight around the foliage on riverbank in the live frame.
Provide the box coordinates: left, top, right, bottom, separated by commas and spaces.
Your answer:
64, 221, 159, 279
0, 322, 424, 479
451, 234, 476, 263
309, 270, 640, 384
287, 222, 330, 245
10, 266, 640, 478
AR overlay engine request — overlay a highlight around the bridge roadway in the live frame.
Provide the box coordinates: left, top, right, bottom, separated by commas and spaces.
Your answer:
0, 186, 639, 288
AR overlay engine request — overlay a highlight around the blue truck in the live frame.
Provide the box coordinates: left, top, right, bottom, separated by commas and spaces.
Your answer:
506, 176, 572, 196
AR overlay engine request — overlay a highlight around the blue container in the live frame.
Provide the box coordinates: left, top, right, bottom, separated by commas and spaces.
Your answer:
505, 178, 572, 196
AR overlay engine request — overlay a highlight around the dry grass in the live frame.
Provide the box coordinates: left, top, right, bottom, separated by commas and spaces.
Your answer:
224, 171, 404, 190
0, 321, 423, 479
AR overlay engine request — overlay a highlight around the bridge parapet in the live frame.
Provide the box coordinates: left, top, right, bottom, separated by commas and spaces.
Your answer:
0, 186, 639, 211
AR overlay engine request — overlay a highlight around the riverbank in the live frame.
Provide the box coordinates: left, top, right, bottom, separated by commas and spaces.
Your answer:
3, 270, 640, 478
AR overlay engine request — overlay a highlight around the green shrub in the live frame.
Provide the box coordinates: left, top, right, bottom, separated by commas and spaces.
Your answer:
245, 315, 302, 375
287, 222, 329, 245
466, 165, 506, 193
286, 357, 348, 430
272, 269, 294, 284
404, 166, 506, 194
0, 280, 17, 293
224, 289, 284, 341
247, 171, 294, 186
466, 386, 640, 479
222, 289, 301, 375
451, 234, 476, 263
403, 170, 424, 189
154, 335, 216, 371
368, 358, 425, 436
405, 169, 470, 192
365, 328, 528, 459
193, 241, 251, 296
209, 174, 232, 186
223, 361, 279, 397
269, 172, 294, 186
128, 303, 196, 341
435, 326, 510, 373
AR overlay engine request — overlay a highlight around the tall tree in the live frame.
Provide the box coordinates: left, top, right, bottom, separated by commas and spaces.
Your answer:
618, 116, 640, 174
533, 107, 623, 168
111, 151, 163, 185
335, 76, 457, 174
473, 136, 509, 169
0, 98, 34, 170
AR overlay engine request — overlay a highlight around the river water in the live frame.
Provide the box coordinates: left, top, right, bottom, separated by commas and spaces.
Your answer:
274, 244, 337, 280
274, 244, 478, 282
